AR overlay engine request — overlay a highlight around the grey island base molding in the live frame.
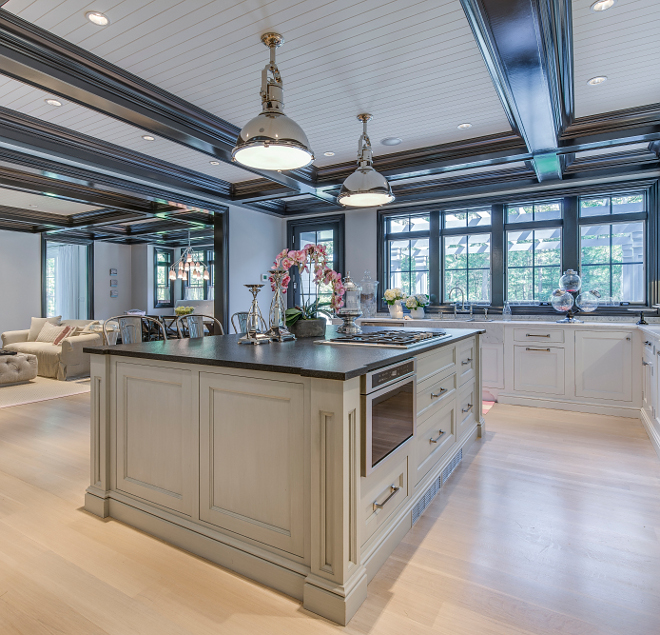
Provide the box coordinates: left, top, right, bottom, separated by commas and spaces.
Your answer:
84, 328, 484, 624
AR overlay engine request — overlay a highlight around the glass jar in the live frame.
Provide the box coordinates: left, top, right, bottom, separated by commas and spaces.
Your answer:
551, 289, 574, 312
559, 269, 581, 293
576, 289, 600, 313
341, 272, 362, 313
359, 271, 379, 318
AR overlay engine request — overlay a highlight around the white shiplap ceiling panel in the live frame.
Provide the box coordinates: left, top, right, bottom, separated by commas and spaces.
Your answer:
4, 0, 512, 169
0, 75, 254, 183
0, 185, 98, 214
573, 0, 660, 117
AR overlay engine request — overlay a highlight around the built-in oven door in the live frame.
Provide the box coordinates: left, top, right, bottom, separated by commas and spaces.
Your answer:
363, 375, 416, 476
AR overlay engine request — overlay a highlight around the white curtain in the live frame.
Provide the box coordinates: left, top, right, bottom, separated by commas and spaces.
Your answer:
49, 243, 88, 319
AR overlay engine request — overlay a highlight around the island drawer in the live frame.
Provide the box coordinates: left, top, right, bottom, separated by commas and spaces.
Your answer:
513, 328, 564, 344
414, 401, 456, 485
456, 339, 475, 386
417, 371, 456, 420
361, 454, 409, 546
457, 380, 478, 440
416, 345, 456, 383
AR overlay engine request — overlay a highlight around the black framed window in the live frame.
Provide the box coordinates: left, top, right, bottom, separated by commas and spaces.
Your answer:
444, 233, 491, 302
154, 247, 174, 308
180, 247, 214, 301
578, 192, 647, 305
286, 215, 345, 308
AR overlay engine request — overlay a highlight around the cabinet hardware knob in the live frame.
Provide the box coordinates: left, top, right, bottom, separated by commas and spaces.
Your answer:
461, 358, 473, 365
430, 430, 446, 443
431, 388, 448, 398
526, 333, 550, 337
526, 347, 551, 352
373, 485, 400, 511
462, 403, 473, 413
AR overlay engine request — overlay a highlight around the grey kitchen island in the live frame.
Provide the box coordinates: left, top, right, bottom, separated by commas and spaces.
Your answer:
84, 326, 484, 624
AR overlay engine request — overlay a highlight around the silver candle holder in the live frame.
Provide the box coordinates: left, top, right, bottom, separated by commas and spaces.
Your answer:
265, 268, 296, 342
238, 284, 271, 345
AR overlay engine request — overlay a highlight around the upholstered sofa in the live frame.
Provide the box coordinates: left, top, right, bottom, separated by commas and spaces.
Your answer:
1, 319, 102, 381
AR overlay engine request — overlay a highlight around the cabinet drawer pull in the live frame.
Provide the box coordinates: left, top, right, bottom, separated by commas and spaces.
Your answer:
526, 347, 551, 352
643, 361, 651, 366
461, 357, 473, 365
430, 388, 448, 399
526, 333, 550, 338
461, 403, 473, 413
645, 340, 653, 346
429, 430, 446, 444
373, 485, 400, 511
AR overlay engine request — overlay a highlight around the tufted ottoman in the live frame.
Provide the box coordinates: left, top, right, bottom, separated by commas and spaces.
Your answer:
0, 353, 38, 386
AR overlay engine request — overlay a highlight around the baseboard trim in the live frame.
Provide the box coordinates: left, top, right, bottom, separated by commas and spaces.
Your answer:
497, 394, 639, 418
639, 408, 660, 461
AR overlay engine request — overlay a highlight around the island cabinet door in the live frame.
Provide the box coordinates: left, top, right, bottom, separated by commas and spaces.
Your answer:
199, 372, 305, 557
115, 362, 194, 516
574, 330, 633, 402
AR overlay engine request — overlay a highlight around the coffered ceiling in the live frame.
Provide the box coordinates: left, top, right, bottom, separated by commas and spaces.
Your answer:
0, 0, 655, 240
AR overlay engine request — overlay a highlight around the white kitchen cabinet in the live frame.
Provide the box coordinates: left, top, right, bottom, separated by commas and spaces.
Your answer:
481, 343, 504, 389
513, 345, 565, 395
574, 330, 633, 403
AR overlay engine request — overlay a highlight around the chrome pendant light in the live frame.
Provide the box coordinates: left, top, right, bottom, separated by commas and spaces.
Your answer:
232, 33, 314, 171
338, 114, 395, 208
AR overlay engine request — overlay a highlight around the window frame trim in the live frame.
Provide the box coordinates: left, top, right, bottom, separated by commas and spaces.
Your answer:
153, 246, 175, 309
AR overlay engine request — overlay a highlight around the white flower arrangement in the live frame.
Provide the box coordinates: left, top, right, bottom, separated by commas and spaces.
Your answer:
405, 294, 430, 309
383, 288, 407, 305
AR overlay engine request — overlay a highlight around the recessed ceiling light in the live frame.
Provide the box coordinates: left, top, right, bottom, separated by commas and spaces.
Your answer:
587, 76, 608, 86
86, 11, 110, 26
209, 160, 220, 165
323, 151, 335, 157
141, 135, 155, 141
44, 98, 62, 107
457, 123, 473, 130
590, 0, 616, 11
380, 137, 402, 146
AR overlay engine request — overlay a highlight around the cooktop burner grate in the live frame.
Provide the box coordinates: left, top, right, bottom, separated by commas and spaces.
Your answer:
320, 329, 449, 348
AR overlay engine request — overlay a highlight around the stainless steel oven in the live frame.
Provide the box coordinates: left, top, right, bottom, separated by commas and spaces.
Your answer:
361, 359, 416, 476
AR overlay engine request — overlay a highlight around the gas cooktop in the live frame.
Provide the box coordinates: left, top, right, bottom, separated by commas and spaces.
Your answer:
318, 329, 450, 349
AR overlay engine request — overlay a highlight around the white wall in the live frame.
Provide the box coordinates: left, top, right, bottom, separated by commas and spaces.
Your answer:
0, 230, 42, 335
229, 205, 286, 319
94, 242, 133, 320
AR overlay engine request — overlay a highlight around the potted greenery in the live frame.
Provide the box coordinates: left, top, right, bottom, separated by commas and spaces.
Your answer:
273, 245, 345, 337
405, 294, 430, 319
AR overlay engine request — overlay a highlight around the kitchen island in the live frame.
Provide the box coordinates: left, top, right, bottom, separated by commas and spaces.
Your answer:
84, 326, 484, 624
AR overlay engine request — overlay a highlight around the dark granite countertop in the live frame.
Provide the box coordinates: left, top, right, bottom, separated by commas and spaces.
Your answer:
84, 326, 484, 381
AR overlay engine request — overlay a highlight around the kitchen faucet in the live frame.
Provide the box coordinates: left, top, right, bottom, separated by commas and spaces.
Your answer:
448, 287, 466, 311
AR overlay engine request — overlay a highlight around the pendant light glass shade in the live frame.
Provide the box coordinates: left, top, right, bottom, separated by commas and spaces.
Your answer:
338, 114, 394, 208
232, 33, 313, 171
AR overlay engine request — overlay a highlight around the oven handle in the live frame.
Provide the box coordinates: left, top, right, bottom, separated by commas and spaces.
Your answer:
373, 485, 400, 511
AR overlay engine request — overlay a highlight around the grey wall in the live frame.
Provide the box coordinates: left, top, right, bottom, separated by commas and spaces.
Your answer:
94, 242, 133, 320
228, 205, 286, 320
0, 230, 42, 335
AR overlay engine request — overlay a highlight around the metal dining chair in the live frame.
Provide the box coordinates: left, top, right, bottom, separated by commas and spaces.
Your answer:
230, 312, 249, 334
104, 315, 167, 345
176, 314, 224, 339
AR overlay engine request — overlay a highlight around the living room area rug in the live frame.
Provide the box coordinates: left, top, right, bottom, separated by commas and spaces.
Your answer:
0, 376, 90, 409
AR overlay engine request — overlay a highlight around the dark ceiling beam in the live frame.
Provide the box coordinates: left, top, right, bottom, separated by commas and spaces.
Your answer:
460, 0, 573, 182
0, 203, 69, 228
0, 105, 240, 206
0, 10, 338, 206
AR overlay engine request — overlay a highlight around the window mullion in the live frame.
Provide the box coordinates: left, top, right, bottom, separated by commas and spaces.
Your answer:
429, 211, 440, 305
563, 196, 579, 275
491, 204, 504, 308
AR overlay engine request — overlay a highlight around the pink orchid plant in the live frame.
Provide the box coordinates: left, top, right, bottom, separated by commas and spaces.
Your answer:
270, 244, 346, 326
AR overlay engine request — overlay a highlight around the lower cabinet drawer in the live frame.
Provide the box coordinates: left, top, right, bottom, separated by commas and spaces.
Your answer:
417, 371, 456, 419
457, 381, 477, 440
414, 402, 456, 485
361, 454, 409, 546
457, 339, 475, 386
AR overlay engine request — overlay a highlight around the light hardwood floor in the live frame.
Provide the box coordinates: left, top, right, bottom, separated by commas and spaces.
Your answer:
0, 396, 659, 634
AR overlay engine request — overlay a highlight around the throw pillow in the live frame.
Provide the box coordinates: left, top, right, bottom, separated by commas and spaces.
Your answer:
36, 322, 70, 344
27, 316, 62, 342
53, 326, 74, 346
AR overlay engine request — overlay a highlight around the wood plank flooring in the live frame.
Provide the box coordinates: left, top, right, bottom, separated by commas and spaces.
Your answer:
0, 396, 658, 634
